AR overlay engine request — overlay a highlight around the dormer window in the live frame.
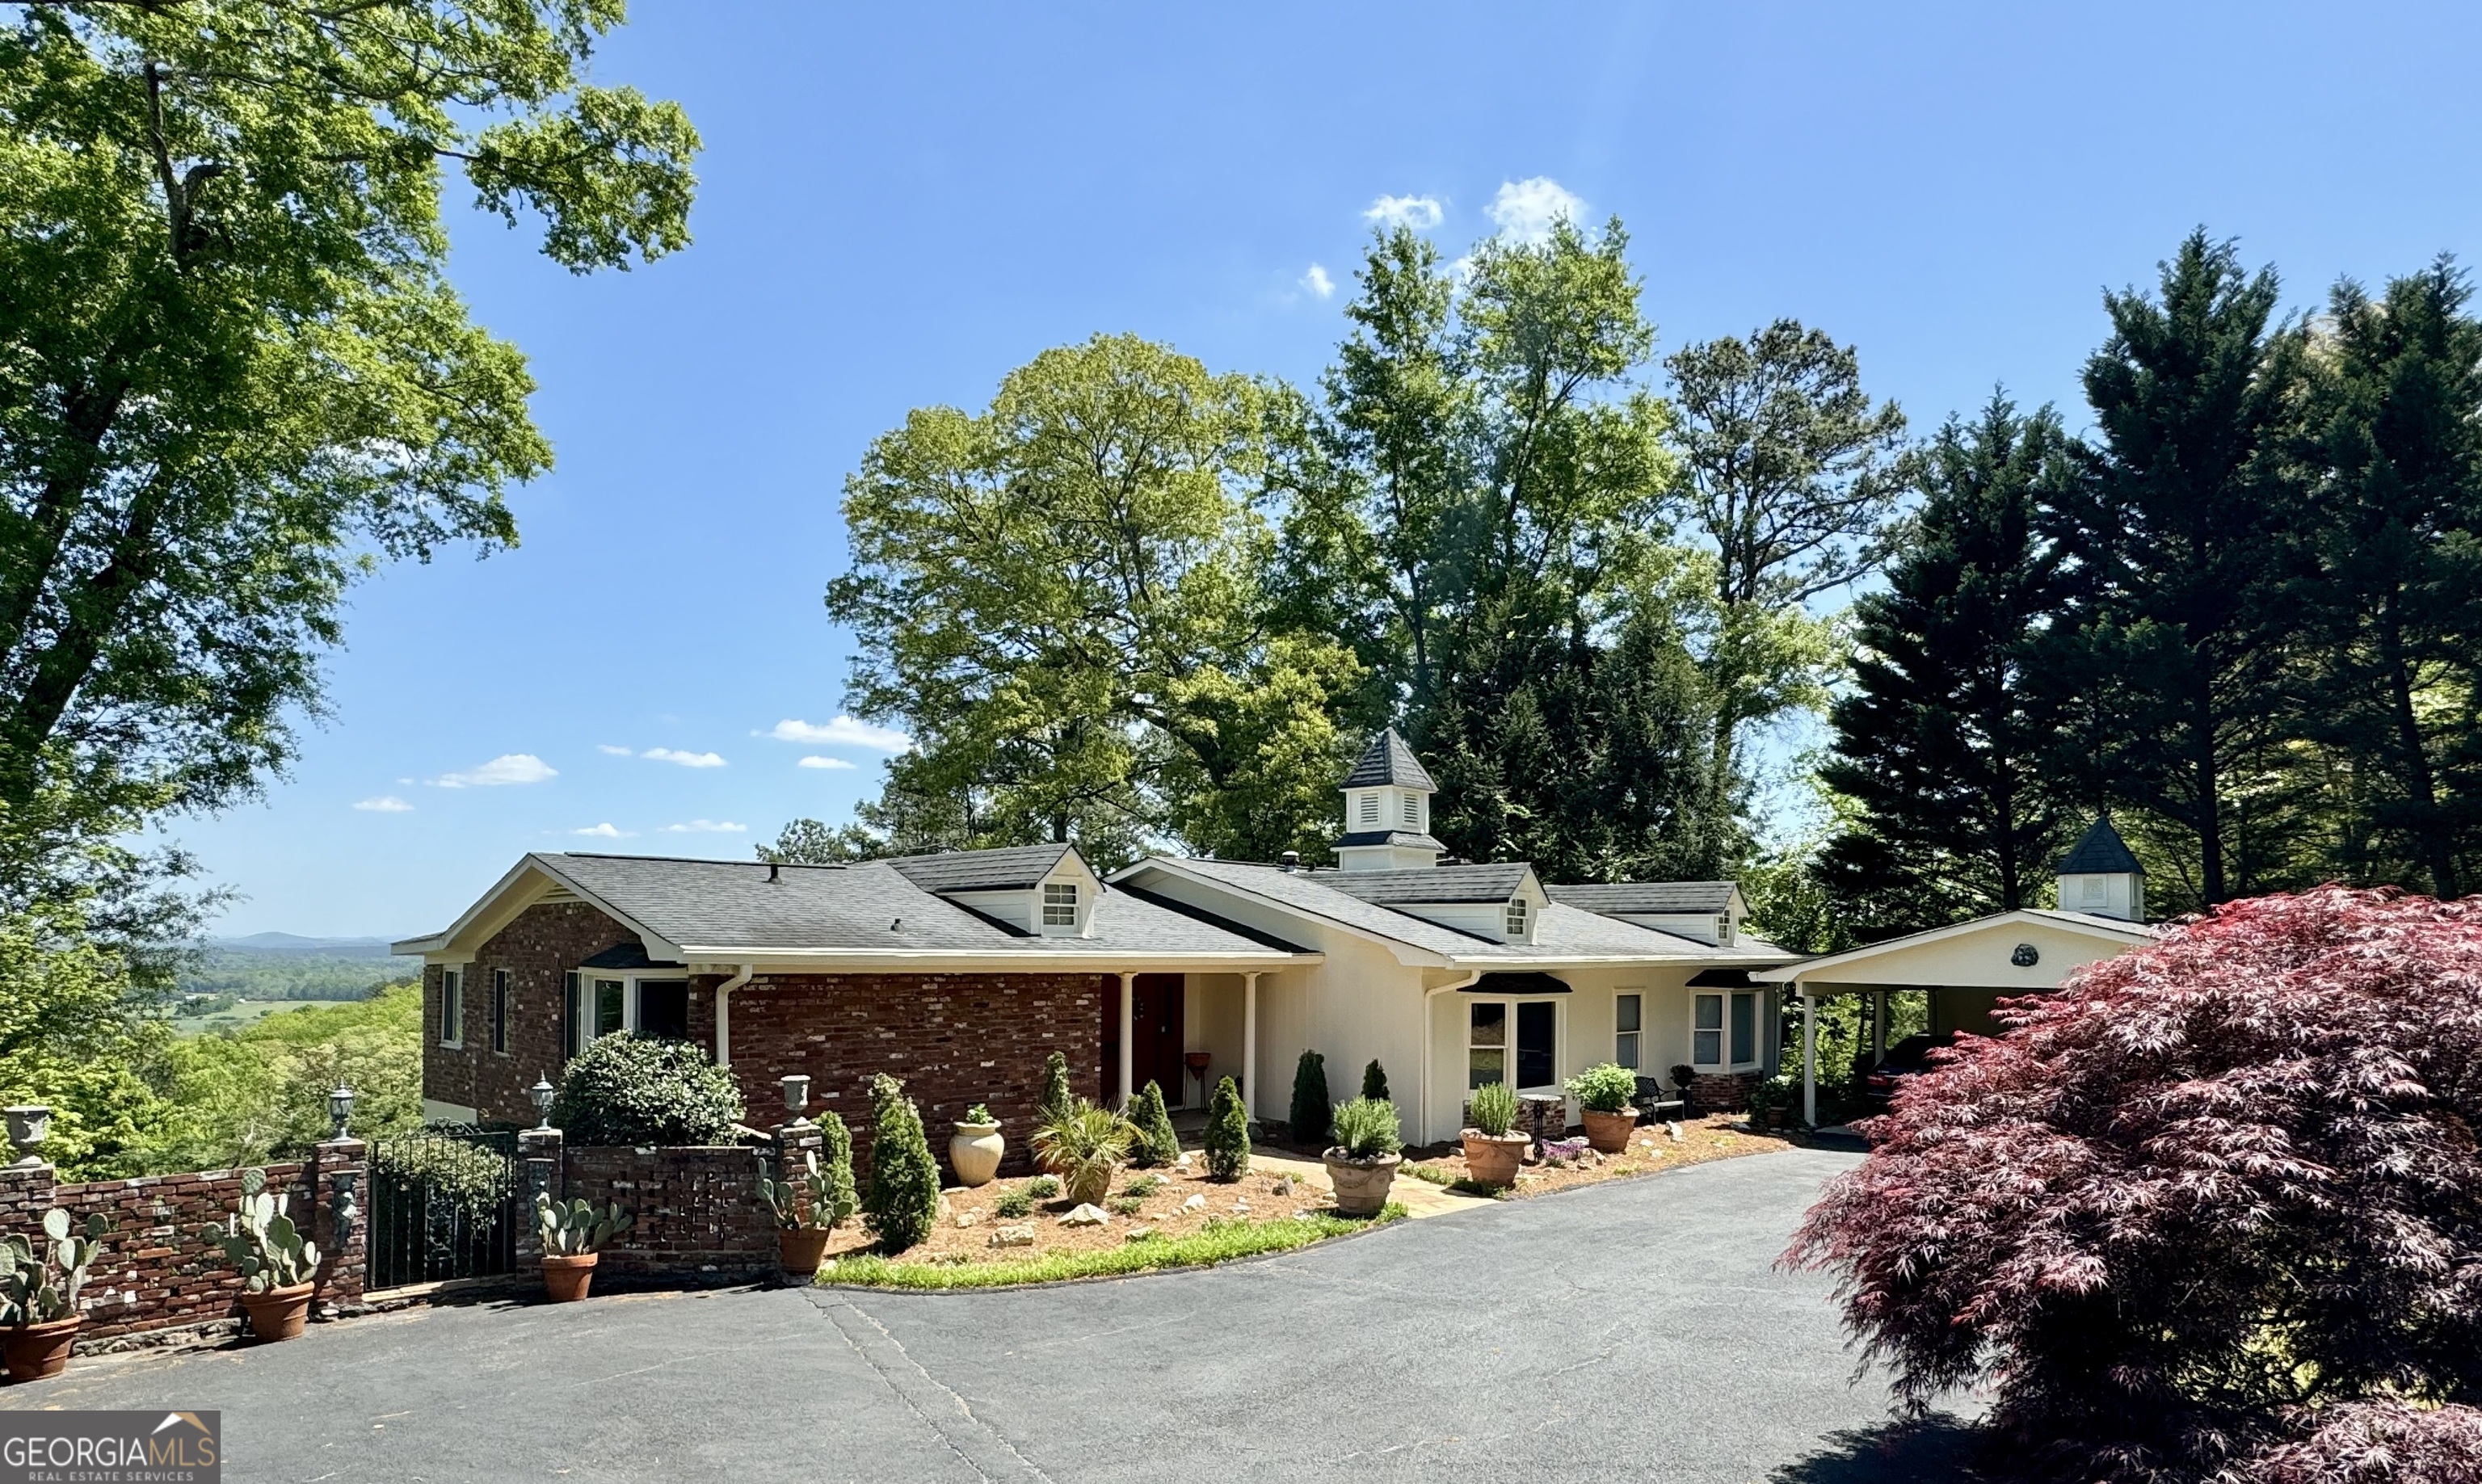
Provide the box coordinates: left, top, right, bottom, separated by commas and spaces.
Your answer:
1042, 882, 1079, 927
1504, 898, 1529, 939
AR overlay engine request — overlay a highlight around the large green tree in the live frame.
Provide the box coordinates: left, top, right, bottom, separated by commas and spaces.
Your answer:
0, 2, 696, 914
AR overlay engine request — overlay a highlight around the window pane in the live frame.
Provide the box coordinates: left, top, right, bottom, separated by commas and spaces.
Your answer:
1470, 1002, 1505, 1046
637, 980, 690, 1040
595, 979, 625, 1036
1694, 994, 1722, 1031
1616, 1030, 1639, 1070
1517, 1002, 1555, 1087
442, 971, 461, 1042
1693, 1028, 1722, 1066
1467, 1048, 1504, 1090
1616, 994, 1641, 1033
1730, 992, 1756, 1065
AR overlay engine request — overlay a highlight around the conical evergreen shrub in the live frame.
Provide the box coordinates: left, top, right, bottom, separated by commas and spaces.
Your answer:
1037, 1049, 1072, 1125
1289, 1049, 1331, 1150
818, 1109, 860, 1225
1361, 1058, 1390, 1104
1129, 1080, 1180, 1167
1204, 1075, 1249, 1180
862, 1074, 940, 1253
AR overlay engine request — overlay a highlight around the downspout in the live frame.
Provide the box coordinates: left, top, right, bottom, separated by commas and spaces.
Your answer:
712, 964, 755, 1068
1419, 966, 1483, 1146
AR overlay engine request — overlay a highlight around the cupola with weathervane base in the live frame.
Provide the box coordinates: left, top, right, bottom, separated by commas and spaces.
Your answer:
1335, 727, 1445, 872
2054, 814, 2145, 923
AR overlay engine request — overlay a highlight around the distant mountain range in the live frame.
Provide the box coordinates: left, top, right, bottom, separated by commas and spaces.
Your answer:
208, 932, 410, 958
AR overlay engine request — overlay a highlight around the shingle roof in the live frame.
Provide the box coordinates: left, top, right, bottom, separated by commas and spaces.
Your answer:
883, 843, 1075, 893
1341, 728, 1437, 792
2055, 817, 2144, 876
1319, 863, 1533, 905
1336, 830, 1446, 851
1545, 882, 1738, 914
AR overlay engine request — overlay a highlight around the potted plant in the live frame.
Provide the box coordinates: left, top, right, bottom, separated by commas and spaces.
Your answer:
1323, 1097, 1402, 1217
1670, 1063, 1700, 1116
198, 1168, 320, 1343
536, 1193, 633, 1302
2, 1209, 107, 1382
759, 1112, 858, 1278
1030, 1097, 1132, 1207
950, 1103, 1005, 1188
1461, 1081, 1528, 1188
1566, 1063, 1640, 1154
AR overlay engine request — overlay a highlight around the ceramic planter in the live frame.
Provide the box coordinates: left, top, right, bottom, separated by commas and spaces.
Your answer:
541, 1252, 599, 1303
949, 1122, 1004, 1188
1461, 1129, 1529, 1188
1064, 1161, 1119, 1209
2, 1316, 79, 1382
1323, 1151, 1401, 1217
1581, 1107, 1638, 1154
240, 1281, 313, 1343
779, 1226, 833, 1278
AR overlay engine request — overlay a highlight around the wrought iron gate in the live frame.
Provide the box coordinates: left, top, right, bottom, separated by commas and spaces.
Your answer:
367, 1125, 522, 1290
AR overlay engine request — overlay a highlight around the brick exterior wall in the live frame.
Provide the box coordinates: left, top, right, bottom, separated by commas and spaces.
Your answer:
423, 901, 652, 1122
557, 1146, 776, 1283
1688, 1071, 1760, 1112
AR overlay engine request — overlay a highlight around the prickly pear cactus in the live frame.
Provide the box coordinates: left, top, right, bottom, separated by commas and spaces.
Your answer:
758, 1147, 858, 1233
535, 1192, 633, 1255
1, 1209, 108, 1325
196, 1168, 320, 1293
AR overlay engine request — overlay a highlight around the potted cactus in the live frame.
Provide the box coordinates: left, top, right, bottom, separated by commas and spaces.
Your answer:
949, 1102, 1004, 1188
1462, 1081, 1529, 1188
2, 1209, 107, 1382
199, 1168, 321, 1343
536, 1193, 633, 1302
1566, 1062, 1641, 1153
1322, 1097, 1402, 1217
759, 1113, 858, 1278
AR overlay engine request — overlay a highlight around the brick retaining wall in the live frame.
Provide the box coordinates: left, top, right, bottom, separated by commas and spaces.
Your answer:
556, 1145, 776, 1283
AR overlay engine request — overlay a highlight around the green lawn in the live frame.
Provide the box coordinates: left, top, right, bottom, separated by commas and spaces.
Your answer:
170, 998, 360, 1038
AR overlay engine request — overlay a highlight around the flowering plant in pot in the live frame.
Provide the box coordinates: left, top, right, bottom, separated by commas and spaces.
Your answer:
949, 1102, 1005, 1188
1461, 1081, 1528, 1188
2, 1209, 107, 1382
1322, 1097, 1402, 1217
758, 1112, 857, 1278
536, 1193, 633, 1302
198, 1168, 321, 1343
1565, 1063, 1639, 1153
1030, 1098, 1133, 1208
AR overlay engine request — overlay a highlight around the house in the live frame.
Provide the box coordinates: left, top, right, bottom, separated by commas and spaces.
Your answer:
399, 729, 1800, 1158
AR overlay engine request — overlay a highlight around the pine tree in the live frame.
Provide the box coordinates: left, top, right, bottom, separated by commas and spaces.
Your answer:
1360, 1059, 1390, 1104
1819, 394, 2076, 935
1036, 1049, 1071, 1125
861, 1074, 940, 1253
1128, 1080, 1180, 1167
1204, 1075, 1250, 1180
1288, 1050, 1331, 1150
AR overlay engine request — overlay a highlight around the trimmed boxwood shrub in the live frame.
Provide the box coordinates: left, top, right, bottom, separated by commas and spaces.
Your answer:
1204, 1075, 1249, 1180
1128, 1079, 1180, 1167
1360, 1058, 1390, 1103
550, 1033, 745, 1146
1288, 1049, 1330, 1150
862, 1074, 940, 1253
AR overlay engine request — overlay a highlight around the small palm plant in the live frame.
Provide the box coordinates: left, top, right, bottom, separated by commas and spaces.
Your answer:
1, 1209, 107, 1326
198, 1168, 319, 1293
1031, 1098, 1134, 1207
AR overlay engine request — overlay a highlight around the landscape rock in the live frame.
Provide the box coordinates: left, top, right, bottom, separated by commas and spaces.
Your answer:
1058, 1203, 1109, 1227
988, 1225, 1035, 1248
1180, 1194, 1205, 1212
954, 1209, 982, 1228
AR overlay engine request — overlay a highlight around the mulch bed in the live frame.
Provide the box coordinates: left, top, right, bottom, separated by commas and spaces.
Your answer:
1399, 1112, 1794, 1199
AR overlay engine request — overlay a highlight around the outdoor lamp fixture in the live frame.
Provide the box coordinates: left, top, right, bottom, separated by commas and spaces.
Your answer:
781, 1073, 812, 1126
528, 1074, 556, 1130
327, 1084, 355, 1140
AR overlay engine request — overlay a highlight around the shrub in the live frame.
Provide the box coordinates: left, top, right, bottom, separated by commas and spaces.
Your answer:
1108, 1196, 1145, 1217
1121, 1173, 1163, 1198
1466, 1080, 1518, 1137
817, 1109, 860, 1220
368, 1127, 513, 1221
1328, 1097, 1401, 1160
1204, 1074, 1249, 1179
860, 1074, 940, 1253
1564, 1062, 1639, 1114
963, 1103, 995, 1125
1127, 1079, 1180, 1167
549, 1033, 746, 1146
991, 1188, 1034, 1219
1360, 1058, 1390, 1103
1288, 1049, 1330, 1149
1021, 1174, 1059, 1200
1036, 1050, 1072, 1125
1032, 1098, 1132, 1206
1788, 888, 2482, 1484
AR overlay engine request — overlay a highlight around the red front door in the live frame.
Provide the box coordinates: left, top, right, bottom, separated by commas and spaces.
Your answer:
1103, 974, 1187, 1106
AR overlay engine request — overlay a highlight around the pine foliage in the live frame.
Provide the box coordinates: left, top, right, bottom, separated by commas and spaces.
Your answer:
1287, 1050, 1331, 1149
1127, 1080, 1180, 1167
860, 1074, 940, 1253
1359, 1059, 1390, 1103
1203, 1075, 1249, 1180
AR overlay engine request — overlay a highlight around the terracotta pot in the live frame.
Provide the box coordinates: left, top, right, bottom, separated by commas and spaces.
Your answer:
240, 1282, 313, 1343
1461, 1129, 1529, 1188
1323, 1151, 1401, 1217
2, 1316, 80, 1383
949, 1123, 1004, 1188
541, 1252, 599, 1303
779, 1227, 833, 1278
1581, 1107, 1639, 1154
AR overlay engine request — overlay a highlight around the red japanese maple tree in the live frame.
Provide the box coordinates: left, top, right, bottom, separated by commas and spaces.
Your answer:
1788, 887, 2482, 1483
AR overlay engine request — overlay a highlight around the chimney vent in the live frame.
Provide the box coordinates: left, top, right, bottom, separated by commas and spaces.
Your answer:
1280, 850, 1300, 872
768, 862, 781, 883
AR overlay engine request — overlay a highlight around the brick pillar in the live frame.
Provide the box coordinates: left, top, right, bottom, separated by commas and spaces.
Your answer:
517, 1126, 563, 1263
309, 1136, 368, 1315
772, 1120, 822, 1200
0, 1159, 59, 1231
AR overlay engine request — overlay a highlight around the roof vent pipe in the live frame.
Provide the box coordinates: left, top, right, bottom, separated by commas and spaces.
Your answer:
1280, 851, 1299, 872
767, 862, 780, 883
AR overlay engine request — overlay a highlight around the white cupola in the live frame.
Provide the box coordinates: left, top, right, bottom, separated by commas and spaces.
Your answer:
1335, 727, 1444, 872
2054, 815, 2145, 923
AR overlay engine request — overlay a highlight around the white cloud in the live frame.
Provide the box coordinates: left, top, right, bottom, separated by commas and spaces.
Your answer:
759, 717, 912, 752
431, 753, 557, 788
596, 744, 633, 756
1485, 177, 1586, 244
572, 822, 632, 839
1300, 263, 1336, 299
797, 755, 857, 770
1364, 193, 1444, 230
663, 819, 747, 834
642, 747, 727, 769
353, 796, 413, 813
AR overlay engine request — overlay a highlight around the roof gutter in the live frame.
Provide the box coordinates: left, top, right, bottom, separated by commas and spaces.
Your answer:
711, 963, 755, 1068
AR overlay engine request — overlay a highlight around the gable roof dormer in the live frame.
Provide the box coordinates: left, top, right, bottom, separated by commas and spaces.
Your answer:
888, 843, 1101, 937
1323, 862, 1548, 944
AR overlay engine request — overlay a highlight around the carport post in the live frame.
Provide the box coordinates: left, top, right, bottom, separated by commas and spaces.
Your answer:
1242, 972, 1260, 1125
1116, 972, 1136, 1110
1801, 990, 1818, 1128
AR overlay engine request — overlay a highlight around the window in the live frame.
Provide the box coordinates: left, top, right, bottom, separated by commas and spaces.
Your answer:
440, 969, 464, 1047
1730, 990, 1756, 1066
595, 979, 625, 1039
1472, 999, 1559, 1089
1693, 993, 1723, 1066
564, 972, 583, 1059
490, 969, 510, 1054
1401, 793, 1420, 826
1615, 994, 1642, 1070
1468, 1002, 1505, 1089
1504, 898, 1529, 939
1517, 1002, 1555, 1087
1042, 881, 1079, 927
1359, 792, 1379, 824
637, 980, 690, 1040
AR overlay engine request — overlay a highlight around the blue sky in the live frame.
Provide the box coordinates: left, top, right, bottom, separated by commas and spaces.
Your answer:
181, 1, 2482, 936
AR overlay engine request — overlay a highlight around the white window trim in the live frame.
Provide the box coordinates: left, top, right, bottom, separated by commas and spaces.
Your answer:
1692, 990, 1763, 1072
1466, 997, 1564, 1095
438, 967, 465, 1049
569, 970, 693, 1052
1041, 881, 1079, 929
1504, 897, 1529, 941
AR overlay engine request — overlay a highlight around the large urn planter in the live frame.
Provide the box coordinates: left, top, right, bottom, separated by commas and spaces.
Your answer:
240, 1282, 313, 1343
1461, 1130, 1529, 1188
1581, 1108, 1639, 1154
949, 1121, 1004, 1188
541, 1252, 599, 1304
778, 1226, 834, 1278
1323, 1150, 1401, 1217
2, 1316, 80, 1383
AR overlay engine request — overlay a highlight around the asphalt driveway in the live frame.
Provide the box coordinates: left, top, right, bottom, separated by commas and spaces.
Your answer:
1, 1147, 1979, 1483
